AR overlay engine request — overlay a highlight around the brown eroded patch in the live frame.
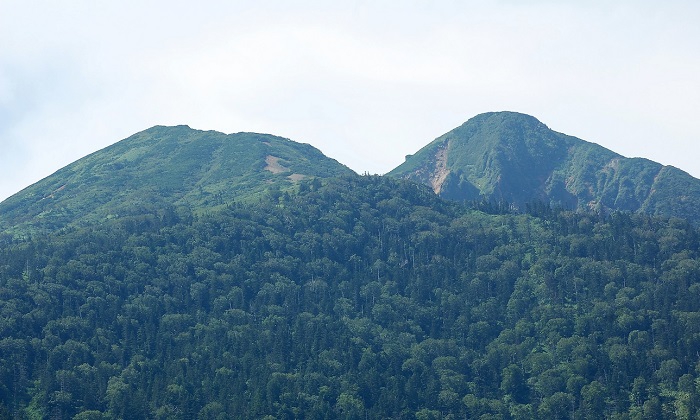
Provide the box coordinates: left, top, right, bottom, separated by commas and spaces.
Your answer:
430, 142, 450, 194
288, 173, 308, 182
42, 184, 67, 200
265, 155, 289, 174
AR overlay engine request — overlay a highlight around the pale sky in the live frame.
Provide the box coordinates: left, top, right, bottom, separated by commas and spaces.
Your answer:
2, 1, 699, 202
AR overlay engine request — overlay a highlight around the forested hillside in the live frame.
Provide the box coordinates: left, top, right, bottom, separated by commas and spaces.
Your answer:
2, 175, 700, 419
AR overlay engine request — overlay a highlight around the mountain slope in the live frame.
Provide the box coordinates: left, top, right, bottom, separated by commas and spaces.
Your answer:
0, 125, 354, 236
389, 112, 700, 221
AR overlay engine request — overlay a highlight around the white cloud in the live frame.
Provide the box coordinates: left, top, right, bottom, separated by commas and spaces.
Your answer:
1, 1, 700, 201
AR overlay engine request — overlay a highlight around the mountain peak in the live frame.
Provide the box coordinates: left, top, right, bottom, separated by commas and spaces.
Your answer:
451, 111, 558, 149
0, 126, 354, 236
390, 111, 581, 201
389, 112, 700, 222
466, 110, 546, 125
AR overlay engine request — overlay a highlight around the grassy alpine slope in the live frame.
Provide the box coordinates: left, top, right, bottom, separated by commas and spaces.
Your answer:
389, 112, 700, 222
0, 125, 353, 238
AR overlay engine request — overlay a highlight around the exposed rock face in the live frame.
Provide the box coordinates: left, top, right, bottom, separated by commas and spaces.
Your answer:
429, 142, 450, 194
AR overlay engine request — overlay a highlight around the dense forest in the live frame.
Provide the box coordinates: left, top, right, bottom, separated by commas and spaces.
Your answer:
2, 175, 700, 418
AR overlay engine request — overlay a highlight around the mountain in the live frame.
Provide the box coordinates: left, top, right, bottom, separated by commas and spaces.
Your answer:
0, 125, 353, 237
388, 111, 700, 221
3, 122, 700, 418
